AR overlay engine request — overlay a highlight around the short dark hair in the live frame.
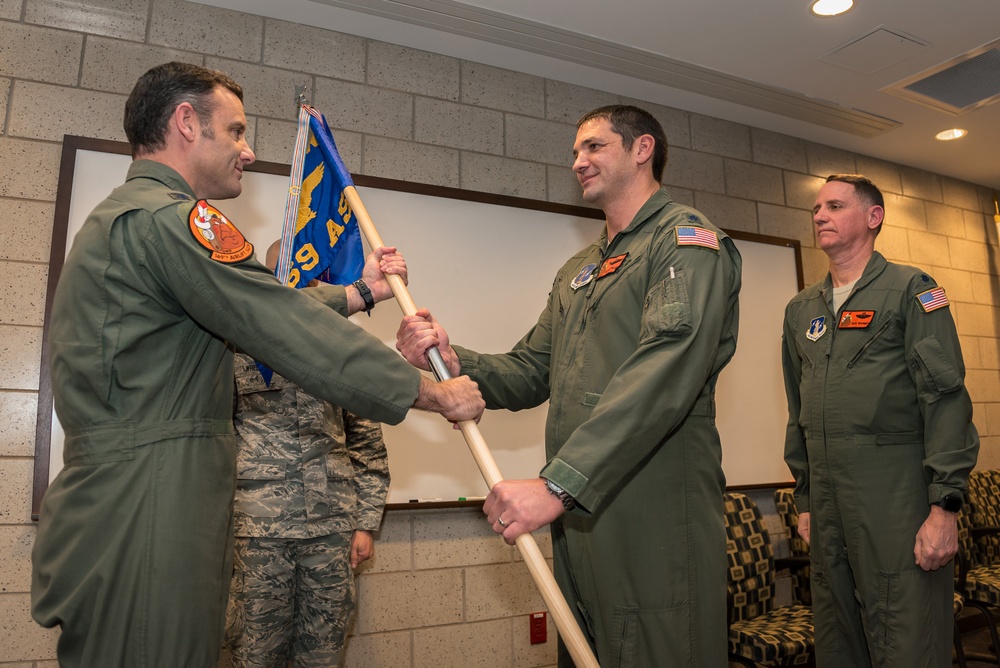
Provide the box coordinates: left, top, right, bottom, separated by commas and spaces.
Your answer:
825, 174, 884, 210
123, 62, 243, 157
577, 105, 668, 182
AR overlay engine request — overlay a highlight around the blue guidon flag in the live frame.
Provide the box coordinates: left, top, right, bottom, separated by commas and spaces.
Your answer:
675, 225, 719, 251
916, 287, 950, 313
275, 105, 364, 289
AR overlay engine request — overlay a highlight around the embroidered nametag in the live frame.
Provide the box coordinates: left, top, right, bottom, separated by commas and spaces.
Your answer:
570, 263, 598, 290
838, 310, 875, 329
916, 287, 949, 313
675, 226, 719, 251
189, 201, 253, 264
597, 253, 628, 279
806, 316, 827, 341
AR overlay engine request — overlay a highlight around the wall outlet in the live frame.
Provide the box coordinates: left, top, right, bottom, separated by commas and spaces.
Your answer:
529, 611, 547, 644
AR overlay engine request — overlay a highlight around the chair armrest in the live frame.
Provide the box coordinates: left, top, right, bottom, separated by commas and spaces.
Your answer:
972, 526, 1000, 539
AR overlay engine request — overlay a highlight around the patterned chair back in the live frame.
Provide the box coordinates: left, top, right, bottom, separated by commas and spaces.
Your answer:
774, 488, 811, 606
724, 492, 775, 623
967, 470, 1000, 566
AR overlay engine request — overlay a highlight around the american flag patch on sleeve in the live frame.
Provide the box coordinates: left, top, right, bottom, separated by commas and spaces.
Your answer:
916, 287, 950, 313
675, 226, 719, 250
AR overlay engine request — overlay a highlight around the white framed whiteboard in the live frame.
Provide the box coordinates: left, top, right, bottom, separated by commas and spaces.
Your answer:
34, 136, 802, 516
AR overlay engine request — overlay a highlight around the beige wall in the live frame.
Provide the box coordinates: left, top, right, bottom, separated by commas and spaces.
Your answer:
1, 0, 998, 665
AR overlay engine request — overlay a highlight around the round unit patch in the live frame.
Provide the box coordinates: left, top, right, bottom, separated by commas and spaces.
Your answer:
189, 200, 253, 263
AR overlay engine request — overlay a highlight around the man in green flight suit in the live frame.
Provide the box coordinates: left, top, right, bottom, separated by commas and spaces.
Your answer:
30, 61, 484, 668
397, 105, 742, 666
782, 174, 979, 667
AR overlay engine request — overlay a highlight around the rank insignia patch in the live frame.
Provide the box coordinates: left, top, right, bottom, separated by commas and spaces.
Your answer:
675, 226, 719, 251
168, 192, 192, 201
570, 263, 598, 290
189, 201, 253, 264
806, 316, 827, 341
838, 310, 875, 329
916, 287, 950, 313
597, 253, 628, 279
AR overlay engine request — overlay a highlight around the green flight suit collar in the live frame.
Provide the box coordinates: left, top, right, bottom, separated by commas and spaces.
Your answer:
126, 159, 197, 197
819, 251, 887, 312
599, 187, 673, 252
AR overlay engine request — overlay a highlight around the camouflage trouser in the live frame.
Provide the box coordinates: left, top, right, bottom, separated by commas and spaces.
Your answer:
226, 533, 354, 668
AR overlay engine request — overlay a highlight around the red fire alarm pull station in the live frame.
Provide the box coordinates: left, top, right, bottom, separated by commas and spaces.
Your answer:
530, 611, 547, 644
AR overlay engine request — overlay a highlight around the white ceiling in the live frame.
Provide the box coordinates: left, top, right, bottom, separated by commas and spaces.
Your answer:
196, 0, 1000, 190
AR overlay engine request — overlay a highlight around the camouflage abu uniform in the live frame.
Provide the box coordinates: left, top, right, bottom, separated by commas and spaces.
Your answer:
225, 353, 390, 668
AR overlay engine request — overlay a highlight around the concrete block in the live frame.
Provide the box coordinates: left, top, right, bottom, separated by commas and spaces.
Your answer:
664, 147, 724, 194
900, 166, 943, 203
26, 0, 147, 41
314, 78, 413, 141
0, 20, 81, 85
9, 81, 126, 142
149, 0, 262, 62
413, 618, 511, 668
750, 128, 807, 173
363, 135, 458, 187
506, 115, 574, 165
690, 113, 750, 160
0, 137, 67, 201
692, 191, 757, 234
81, 36, 200, 94
0, 198, 54, 262
462, 62, 544, 117
725, 159, 783, 205
545, 80, 619, 124
460, 153, 546, 200
413, 508, 514, 570
264, 19, 364, 83
369, 42, 458, 100
805, 143, 855, 179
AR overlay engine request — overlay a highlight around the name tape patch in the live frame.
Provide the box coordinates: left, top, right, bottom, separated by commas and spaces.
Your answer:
838, 310, 875, 329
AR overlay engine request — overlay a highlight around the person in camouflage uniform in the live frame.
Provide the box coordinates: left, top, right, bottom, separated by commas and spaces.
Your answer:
226, 243, 396, 667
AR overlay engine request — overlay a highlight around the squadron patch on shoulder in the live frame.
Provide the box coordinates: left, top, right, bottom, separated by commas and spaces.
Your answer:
838, 310, 875, 329
168, 192, 192, 201
916, 287, 950, 313
597, 253, 628, 279
189, 201, 253, 264
570, 263, 598, 290
806, 316, 827, 341
675, 226, 719, 251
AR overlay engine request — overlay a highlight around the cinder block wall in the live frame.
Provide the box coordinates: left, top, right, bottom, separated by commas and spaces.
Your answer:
2, 0, 998, 665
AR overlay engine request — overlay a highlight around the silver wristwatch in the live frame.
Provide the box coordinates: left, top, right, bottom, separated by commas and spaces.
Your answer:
544, 478, 576, 511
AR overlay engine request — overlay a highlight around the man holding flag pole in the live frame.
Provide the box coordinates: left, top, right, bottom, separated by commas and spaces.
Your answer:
31, 61, 484, 668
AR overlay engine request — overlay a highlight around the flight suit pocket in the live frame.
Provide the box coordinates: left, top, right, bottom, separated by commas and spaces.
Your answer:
910, 335, 962, 402
610, 604, 691, 668
639, 272, 692, 344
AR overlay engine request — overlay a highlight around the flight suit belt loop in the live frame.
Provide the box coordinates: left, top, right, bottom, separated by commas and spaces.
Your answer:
687, 394, 715, 418
63, 418, 235, 467
802, 430, 924, 446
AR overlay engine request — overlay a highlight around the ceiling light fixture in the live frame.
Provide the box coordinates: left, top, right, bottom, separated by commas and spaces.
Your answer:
811, 0, 854, 17
935, 128, 968, 141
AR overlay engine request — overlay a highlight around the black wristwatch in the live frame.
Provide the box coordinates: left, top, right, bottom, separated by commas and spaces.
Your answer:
352, 279, 375, 315
544, 478, 576, 511
932, 495, 963, 513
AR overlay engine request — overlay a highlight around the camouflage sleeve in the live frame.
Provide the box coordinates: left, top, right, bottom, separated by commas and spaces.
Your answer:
343, 409, 390, 531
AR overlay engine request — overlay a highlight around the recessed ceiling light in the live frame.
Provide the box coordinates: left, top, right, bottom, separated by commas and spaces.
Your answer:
935, 128, 968, 141
811, 0, 854, 16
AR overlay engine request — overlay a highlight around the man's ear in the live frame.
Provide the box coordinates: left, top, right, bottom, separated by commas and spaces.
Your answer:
867, 205, 885, 231
634, 134, 655, 167
172, 101, 199, 143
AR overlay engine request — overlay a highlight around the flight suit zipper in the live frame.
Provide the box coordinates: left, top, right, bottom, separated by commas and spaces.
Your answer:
846, 319, 892, 368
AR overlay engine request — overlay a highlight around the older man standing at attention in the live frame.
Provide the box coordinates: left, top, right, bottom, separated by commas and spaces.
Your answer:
31, 62, 483, 668
397, 105, 742, 666
782, 174, 979, 667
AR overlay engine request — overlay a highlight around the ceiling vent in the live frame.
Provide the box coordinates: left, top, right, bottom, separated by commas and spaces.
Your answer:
885, 40, 1000, 115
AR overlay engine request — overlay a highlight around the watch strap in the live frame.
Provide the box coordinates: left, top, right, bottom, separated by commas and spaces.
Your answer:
352, 278, 375, 315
